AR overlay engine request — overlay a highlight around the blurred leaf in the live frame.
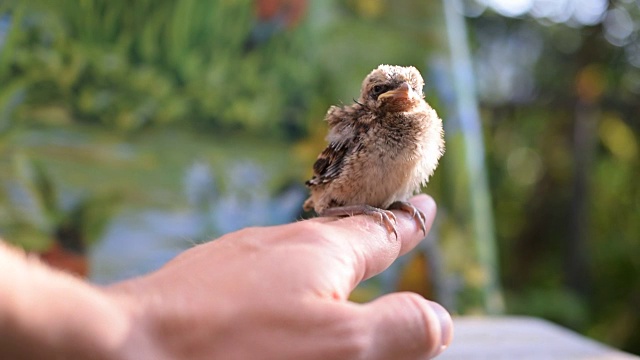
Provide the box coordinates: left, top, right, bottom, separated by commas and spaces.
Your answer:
599, 114, 638, 162
0, 79, 27, 131
507, 288, 589, 330
13, 154, 59, 226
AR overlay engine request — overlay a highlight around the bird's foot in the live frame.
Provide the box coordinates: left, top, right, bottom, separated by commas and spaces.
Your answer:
319, 205, 399, 238
388, 201, 427, 235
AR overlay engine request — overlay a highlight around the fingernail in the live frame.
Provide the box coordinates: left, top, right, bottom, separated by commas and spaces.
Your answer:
429, 301, 453, 354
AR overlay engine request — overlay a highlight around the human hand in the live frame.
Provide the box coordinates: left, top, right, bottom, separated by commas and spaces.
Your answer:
108, 194, 453, 359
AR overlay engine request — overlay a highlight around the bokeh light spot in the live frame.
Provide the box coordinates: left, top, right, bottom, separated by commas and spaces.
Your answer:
603, 7, 634, 46
507, 147, 543, 187
599, 115, 638, 163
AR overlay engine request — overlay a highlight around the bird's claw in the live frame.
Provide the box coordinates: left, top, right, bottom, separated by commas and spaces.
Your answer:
319, 205, 399, 238
373, 210, 399, 238
388, 201, 427, 235
319, 201, 426, 238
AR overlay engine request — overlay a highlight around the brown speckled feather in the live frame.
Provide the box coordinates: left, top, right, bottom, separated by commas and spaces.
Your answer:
307, 142, 349, 185
306, 104, 370, 187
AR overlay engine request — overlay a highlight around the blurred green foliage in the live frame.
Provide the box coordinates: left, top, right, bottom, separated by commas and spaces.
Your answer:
0, 0, 639, 355
0, 0, 319, 136
466, 2, 640, 352
3, 153, 119, 252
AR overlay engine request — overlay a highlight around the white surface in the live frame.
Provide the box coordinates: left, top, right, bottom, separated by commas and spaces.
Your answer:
438, 316, 638, 360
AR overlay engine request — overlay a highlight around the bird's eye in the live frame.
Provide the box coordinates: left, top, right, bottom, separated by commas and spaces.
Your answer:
372, 85, 386, 97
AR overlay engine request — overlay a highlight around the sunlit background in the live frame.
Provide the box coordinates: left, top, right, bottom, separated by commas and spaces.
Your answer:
0, 0, 638, 354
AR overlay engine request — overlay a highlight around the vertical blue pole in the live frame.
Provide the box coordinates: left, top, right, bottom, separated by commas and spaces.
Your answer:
442, 0, 504, 314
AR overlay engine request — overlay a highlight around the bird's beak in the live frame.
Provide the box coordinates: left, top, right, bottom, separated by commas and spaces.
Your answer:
378, 82, 412, 100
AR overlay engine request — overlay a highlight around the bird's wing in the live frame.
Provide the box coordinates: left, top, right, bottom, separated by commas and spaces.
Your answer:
306, 140, 353, 186
306, 103, 366, 187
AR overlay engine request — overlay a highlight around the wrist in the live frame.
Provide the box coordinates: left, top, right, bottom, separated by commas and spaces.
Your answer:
0, 243, 141, 359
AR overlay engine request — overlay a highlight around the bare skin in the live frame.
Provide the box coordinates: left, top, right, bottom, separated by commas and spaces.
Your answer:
0, 194, 452, 360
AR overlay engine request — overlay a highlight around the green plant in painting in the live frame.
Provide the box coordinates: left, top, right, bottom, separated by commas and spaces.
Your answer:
3, 154, 119, 253
0, 0, 319, 137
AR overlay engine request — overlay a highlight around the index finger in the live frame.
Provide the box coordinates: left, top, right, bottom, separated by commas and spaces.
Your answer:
309, 194, 437, 285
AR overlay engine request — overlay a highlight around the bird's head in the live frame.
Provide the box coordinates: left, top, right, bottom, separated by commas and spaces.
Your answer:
357, 65, 425, 113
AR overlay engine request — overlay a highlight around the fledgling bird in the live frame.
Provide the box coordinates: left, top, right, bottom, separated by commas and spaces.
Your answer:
303, 64, 445, 237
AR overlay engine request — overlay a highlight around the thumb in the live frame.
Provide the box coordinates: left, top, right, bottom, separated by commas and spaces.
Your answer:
358, 292, 453, 359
